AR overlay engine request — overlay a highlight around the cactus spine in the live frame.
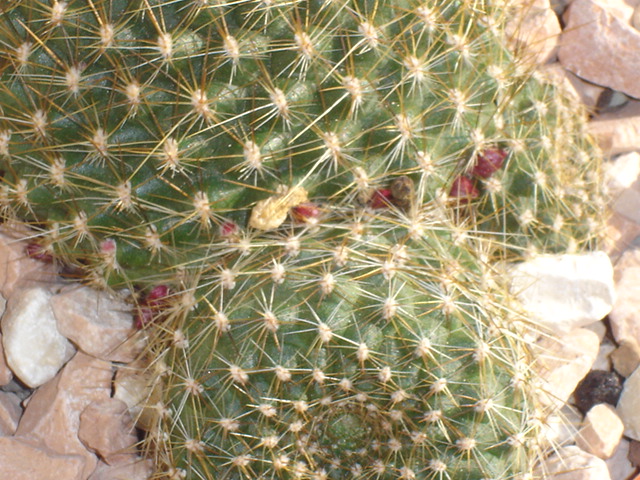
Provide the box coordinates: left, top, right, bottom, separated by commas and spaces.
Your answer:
0, 1, 604, 479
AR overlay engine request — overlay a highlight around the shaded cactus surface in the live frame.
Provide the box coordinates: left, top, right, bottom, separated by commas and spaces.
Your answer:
0, 1, 603, 479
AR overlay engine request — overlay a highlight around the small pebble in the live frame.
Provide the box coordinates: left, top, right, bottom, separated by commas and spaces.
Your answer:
573, 370, 623, 414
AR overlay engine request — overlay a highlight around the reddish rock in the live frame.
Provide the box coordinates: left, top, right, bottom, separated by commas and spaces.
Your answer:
0, 391, 22, 436
0, 436, 85, 480
51, 285, 143, 362
15, 352, 113, 479
560, 0, 640, 99
0, 226, 58, 298
79, 399, 138, 465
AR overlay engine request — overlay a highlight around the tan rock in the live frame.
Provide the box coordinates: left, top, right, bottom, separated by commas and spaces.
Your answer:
588, 100, 640, 155
507, 0, 562, 65
0, 436, 86, 480
0, 391, 22, 436
628, 439, 640, 468
0, 226, 58, 298
609, 248, 640, 353
87, 457, 154, 480
611, 341, 640, 378
559, 0, 640, 99
534, 328, 600, 408
15, 352, 113, 479
576, 403, 624, 459
51, 285, 143, 362
79, 399, 138, 465
592, 339, 615, 371
1, 286, 76, 388
0, 332, 13, 387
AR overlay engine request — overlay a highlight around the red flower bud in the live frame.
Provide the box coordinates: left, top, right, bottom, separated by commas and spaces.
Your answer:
449, 175, 479, 201
368, 188, 393, 209
471, 148, 508, 178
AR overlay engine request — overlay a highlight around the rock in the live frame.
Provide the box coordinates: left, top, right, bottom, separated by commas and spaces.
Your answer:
87, 457, 154, 480
539, 404, 583, 447
79, 399, 138, 465
573, 370, 623, 414
588, 100, 640, 155
113, 362, 164, 432
0, 391, 22, 436
51, 286, 142, 362
0, 286, 76, 388
605, 152, 640, 197
605, 439, 635, 480
15, 352, 113, 479
559, 0, 640, 99
0, 226, 58, 299
576, 403, 624, 459
539, 64, 605, 112
592, 339, 615, 371
629, 439, 640, 468
540, 445, 612, 480
0, 436, 86, 480
609, 248, 640, 353
611, 341, 640, 378
617, 365, 640, 441
0, 332, 13, 387
604, 211, 640, 260
534, 328, 600, 408
507, 0, 561, 65
613, 188, 640, 224
508, 252, 615, 333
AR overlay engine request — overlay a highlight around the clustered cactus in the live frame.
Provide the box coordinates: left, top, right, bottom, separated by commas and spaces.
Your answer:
0, 1, 604, 479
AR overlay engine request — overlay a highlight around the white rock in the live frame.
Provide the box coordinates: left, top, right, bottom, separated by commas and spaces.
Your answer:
605, 439, 635, 480
540, 445, 612, 480
617, 365, 640, 440
609, 248, 640, 354
51, 286, 142, 362
576, 404, 624, 459
534, 328, 600, 408
508, 252, 615, 333
0, 287, 76, 388
605, 152, 640, 196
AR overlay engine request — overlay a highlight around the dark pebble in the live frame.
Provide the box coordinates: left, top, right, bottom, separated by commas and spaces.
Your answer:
573, 369, 623, 414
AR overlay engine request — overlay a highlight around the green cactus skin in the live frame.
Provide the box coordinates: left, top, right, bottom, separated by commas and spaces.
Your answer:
0, 1, 604, 479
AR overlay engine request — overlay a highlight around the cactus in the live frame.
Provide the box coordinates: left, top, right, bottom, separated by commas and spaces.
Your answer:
0, 1, 604, 479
